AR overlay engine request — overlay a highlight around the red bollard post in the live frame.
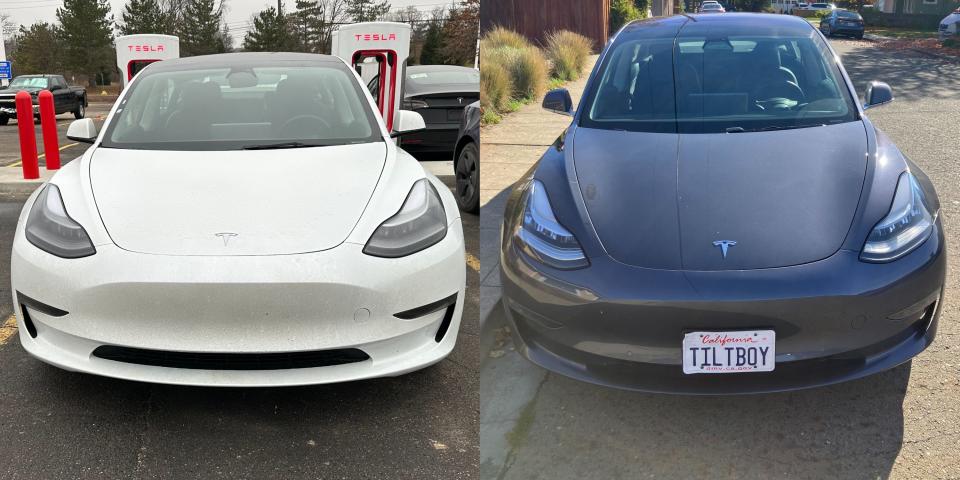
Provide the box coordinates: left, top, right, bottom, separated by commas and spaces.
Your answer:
38, 90, 60, 170
14, 91, 39, 180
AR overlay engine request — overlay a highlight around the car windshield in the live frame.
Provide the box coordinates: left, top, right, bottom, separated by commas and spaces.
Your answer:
582, 26, 858, 133
10, 77, 48, 88
101, 61, 381, 151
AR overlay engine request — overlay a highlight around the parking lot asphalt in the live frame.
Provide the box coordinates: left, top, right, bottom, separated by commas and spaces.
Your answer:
480, 39, 960, 479
0, 103, 112, 169
0, 161, 479, 477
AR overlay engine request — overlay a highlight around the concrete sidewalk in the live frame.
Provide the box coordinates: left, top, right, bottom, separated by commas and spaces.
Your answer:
478, 55, 599, 336
0, 167, 52, 200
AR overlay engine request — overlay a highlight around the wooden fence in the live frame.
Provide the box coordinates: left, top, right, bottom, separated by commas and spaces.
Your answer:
480, 0, 611, 49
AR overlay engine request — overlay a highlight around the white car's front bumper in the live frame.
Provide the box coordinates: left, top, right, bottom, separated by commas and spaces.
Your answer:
11, 221, 466, 387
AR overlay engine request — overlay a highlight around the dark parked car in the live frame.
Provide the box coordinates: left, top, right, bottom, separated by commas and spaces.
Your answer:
820, 10, 865, 39
399, 65, 479, 157
454, 101, 480, 213
500, 14, 944, 394
0, 74, 88, 125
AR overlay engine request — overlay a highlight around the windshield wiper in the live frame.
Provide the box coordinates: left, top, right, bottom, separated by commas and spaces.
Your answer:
241, 141, 332, 150
726, 123, 826, 133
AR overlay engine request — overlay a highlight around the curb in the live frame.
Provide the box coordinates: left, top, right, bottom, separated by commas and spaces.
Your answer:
0, 168, 51, 201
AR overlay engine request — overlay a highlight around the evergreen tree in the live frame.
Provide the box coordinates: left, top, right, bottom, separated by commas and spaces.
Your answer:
346, 0, 391, 22
178, 0, 229, 56
57, 0, 114, 86
243, 4, 295, 52
441, 0, 479, 66
419, 19, 444, 65
291, 0, 325, 53
10, 23, 64, 75
119, 0, 171, 35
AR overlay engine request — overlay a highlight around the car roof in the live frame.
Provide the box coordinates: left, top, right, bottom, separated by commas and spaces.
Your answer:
620, 13, 814, 38
144, 52, 346, 73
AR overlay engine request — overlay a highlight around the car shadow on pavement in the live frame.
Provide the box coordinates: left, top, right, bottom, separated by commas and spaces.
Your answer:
837, 39, 959, 101
2, 344, 477, 478
483, 324, 910, 479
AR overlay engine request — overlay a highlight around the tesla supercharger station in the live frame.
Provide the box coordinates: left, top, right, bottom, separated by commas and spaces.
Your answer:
116, 34, 180, 88
332, 22, 411, 132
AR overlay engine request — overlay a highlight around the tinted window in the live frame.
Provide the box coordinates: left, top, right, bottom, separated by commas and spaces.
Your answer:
837, 10, 861, 18
102, 62, 381, 151
582, 29, 858, 133
407, 69, 479, 86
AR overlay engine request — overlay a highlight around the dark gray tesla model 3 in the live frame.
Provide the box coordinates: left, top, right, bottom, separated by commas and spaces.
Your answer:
499, 13, 945, 394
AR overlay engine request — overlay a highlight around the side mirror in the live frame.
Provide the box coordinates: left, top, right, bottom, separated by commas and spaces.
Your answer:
390, 110, 426, 138
864, 81, 893, 110
542, 88, 574, 116
67, 118, 98, 144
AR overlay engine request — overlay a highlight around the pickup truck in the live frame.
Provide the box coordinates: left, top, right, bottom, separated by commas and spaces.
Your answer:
0, 74, 88, 125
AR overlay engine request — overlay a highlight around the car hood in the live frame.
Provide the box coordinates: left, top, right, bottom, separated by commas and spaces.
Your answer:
89, 143, 387, 256
0, 87, 42, 96
572, 122, 868, 270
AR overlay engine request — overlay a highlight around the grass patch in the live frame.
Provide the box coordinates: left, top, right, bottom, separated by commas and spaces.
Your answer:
544, 30, 594, 82
481, 109, 502, 125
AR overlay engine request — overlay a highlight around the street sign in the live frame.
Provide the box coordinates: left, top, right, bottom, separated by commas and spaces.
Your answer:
0, 62, 11, 80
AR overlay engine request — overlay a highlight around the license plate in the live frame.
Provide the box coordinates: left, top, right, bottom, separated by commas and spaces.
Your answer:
682, 330, 775, 374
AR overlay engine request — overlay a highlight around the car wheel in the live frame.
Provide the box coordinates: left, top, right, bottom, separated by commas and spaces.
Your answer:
455, 142, 479, 214
73, 102, 85, 119
0, 115, 7, 126
856, 33, 864, 40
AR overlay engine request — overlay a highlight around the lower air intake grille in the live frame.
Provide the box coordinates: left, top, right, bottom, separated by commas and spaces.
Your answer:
92, 346, 370, 371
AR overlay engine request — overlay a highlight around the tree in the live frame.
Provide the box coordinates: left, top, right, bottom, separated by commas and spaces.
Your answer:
290, 0, 325, 53
441, 0, 479, 66
243, 4, 296, 52
119, 0, 171, 35
9, 23, 63, 76
419, 17, 444, 65
178, 0, 230, 56
57, 0, 114, 86
389, 6, 426, 64
346, 0, 391, 22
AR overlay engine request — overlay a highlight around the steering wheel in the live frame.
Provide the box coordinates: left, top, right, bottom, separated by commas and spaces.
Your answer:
753, 81, 805, 111
279, 114, 332, 138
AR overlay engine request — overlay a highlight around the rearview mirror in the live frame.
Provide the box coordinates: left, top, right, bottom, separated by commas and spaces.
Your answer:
390, 110, 426, 138
542, 88, 574, 116
864, 81, 893, 110
67, 118, 98, 144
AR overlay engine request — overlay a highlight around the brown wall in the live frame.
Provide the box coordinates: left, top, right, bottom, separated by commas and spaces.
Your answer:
480, 0, 611, 50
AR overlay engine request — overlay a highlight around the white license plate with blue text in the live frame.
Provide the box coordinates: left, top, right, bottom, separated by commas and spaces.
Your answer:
682, 330, 775, 374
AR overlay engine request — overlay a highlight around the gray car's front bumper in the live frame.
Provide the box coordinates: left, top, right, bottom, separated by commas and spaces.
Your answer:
500, 219, 946, 395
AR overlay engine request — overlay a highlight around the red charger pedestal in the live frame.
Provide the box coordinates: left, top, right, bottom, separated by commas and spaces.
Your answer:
14, 91, 40, 180
38, 90, 60, 170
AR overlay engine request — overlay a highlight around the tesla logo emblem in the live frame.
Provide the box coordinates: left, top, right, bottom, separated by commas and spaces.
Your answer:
458, 97, 464, 104
215, 232, 238, 246
713, 240, 737, 258
127, 44, 165, 52
354, 33, 397, 41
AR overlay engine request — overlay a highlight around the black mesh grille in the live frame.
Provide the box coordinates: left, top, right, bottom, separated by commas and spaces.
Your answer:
92, 345, 370, 371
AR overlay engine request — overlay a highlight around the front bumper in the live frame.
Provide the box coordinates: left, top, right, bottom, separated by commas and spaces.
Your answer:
0, 104, 39, 116
500, 221, 946, 395
11, 221, 466, 387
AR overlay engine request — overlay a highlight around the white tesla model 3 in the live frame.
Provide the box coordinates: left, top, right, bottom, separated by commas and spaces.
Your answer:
9, 53, 466, 387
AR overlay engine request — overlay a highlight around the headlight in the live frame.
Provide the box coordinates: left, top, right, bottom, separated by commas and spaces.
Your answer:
363, 178, 448, 258
25, 184, 96, 258
861, 172, 936, 263
513, 179, 588, 270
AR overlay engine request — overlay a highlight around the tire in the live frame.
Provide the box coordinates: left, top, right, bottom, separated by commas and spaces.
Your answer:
855, 33, 864, 40
73, 101, 85, 119
455, 142, 479, 214
0, 115, 7, 126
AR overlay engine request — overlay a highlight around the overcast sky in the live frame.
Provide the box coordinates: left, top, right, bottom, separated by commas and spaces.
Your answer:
2, 0, 455, 42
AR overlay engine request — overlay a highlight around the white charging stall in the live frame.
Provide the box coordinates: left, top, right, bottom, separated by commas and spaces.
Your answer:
115, 34, 180, 88
332, 22, 411, 132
